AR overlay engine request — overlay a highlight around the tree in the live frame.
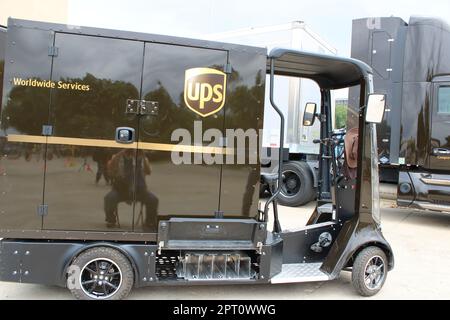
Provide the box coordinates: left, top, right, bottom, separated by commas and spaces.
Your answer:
335, 104, 348, 129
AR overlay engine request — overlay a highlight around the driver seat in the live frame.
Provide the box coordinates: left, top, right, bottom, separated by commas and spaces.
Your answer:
343, 127, 359, 180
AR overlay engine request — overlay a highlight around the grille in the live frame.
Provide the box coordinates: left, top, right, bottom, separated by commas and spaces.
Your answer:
155, 255, 178, 280
177, 252, 255, 280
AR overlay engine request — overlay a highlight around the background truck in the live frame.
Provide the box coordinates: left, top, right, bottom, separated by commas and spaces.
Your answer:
350, 16, 450, 212
205, 21, 338, 206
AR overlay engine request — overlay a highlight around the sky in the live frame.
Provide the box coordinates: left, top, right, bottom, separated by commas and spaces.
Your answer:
68, 0, 450, 57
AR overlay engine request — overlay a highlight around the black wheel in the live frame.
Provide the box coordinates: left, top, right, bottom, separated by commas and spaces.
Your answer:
351, 246, 388, 297
67, 247, 134, 300
277, 161, 315, 207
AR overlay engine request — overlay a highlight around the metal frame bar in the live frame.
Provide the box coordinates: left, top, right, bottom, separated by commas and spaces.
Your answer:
263, 58, 285, 230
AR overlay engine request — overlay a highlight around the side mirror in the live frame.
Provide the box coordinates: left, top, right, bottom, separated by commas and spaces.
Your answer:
365, 94, 386, 124
303, 102, 317, 127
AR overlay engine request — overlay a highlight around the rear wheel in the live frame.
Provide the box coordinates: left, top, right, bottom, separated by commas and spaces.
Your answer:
277, 161, 315, 207
68, 247, 134, 300
351, 246, 388, 297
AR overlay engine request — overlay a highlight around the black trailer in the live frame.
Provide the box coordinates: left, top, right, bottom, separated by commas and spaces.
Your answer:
0, 18, 392, 299
350, 16, 450, 212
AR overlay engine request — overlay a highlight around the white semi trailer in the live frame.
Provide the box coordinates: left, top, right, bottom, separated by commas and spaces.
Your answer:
204, 21, 338, 206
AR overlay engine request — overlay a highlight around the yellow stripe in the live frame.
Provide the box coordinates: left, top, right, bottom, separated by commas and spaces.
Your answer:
7, 134, 234, 155
421, 177, 450, 187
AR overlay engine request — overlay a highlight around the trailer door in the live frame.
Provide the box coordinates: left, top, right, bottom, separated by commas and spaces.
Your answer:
371, 31, 392, 80
136, 43, 228, 231
43, 33, 144, 232
430, 83, 450, 170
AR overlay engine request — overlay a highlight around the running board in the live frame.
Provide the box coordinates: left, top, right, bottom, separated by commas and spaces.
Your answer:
270, 263, 330, 284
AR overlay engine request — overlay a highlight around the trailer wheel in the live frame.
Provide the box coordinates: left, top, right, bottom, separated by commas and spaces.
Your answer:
278, 161, 315, 207
68, 247, 134, 300
351, 246, 388, 297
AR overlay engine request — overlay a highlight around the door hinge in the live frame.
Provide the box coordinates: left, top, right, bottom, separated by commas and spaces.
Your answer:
223, 63, 232, 74
48, 46, 59, 57
214, 211, 224, 219
139, 100, 159, 116
126, 99, 159, 116
37, 204, 48, 217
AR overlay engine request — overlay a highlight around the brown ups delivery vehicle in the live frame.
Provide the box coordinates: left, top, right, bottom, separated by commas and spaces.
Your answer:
0, 18, 392, 299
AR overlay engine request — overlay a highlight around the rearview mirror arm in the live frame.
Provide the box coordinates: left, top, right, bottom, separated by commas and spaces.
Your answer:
316, 113, 326, 123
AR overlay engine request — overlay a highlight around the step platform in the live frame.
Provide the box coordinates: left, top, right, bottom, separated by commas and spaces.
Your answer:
270, 263, 330, 284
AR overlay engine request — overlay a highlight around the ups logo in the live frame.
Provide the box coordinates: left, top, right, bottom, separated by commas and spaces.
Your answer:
184, 68, 227, 117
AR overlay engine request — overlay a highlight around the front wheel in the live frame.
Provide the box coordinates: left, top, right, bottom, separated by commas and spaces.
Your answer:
67, 247, 134, 300
351, 246, 388, 297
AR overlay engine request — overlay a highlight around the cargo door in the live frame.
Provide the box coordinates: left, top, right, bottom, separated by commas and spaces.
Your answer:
0, 27, 54, 231
371, 31, 394, 164
371, 31, 392, 80
136, 43, 228, 231
430, 82, 450, 171
42, 33, 144, 231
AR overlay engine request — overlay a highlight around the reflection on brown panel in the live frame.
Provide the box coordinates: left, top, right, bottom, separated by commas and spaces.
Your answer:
44, 145, 135, 231
139, 153, 220, 217
43, 33, 144, 232
0, 27, 54, 231
135, 43, 227, 231
140, 43, 227, 143
0, 142, 45, 230
220, 50, 266, 218
399, 82, 431, 167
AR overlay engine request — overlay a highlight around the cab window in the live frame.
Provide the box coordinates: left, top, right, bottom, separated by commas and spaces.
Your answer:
438, 86, 450, 114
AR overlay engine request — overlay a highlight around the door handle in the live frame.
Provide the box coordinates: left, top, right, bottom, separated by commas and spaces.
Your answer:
116, 127, 135, 144
432, 148, 450, 156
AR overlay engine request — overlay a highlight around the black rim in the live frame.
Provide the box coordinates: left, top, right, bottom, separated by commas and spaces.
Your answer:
281, 170, 301, 198
80, 258, 122, 299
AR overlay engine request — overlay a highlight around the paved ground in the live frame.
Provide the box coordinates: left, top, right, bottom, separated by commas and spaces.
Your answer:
0, 199, 449, 300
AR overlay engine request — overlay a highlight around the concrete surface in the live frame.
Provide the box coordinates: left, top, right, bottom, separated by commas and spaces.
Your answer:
0, 200, 449, 300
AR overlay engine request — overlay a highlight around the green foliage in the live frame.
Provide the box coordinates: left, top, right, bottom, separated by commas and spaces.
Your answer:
335, 104, 348, 129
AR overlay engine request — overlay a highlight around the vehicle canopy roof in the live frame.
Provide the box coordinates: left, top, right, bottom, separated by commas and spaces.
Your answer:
267, 48, 372, 90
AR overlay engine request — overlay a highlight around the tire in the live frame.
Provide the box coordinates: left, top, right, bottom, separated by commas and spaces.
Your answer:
277, 161, 315, 207
351, 246, 388, 297
67, 247, 134, 300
